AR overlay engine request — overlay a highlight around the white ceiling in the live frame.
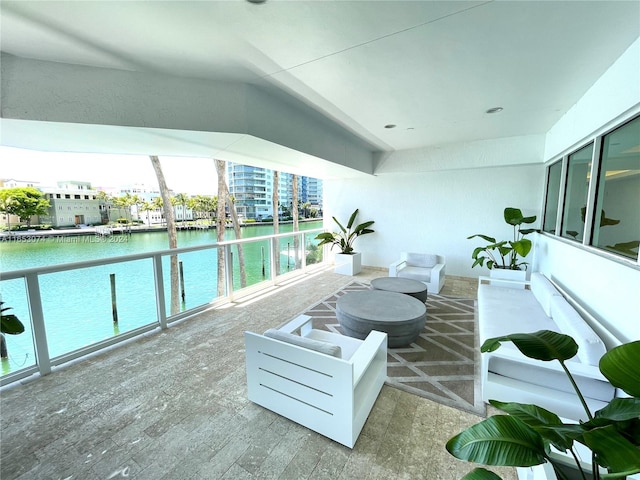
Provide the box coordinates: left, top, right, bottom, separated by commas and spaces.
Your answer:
1, 0, 639, 163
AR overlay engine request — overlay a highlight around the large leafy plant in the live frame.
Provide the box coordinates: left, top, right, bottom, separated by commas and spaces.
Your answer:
315, 208, 374, 254
446, 331, 640, 480
468, 207, 537, 270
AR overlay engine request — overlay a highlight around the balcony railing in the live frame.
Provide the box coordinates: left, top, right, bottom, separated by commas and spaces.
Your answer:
0, 228, 325, 386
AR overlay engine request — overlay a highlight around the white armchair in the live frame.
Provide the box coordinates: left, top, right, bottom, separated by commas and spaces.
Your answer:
245, 315, 387, 448
389, 252, 446, 294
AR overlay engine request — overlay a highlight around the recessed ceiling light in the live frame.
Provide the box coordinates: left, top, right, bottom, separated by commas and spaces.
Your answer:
384, 124, 397, 129
486, 107, 503, 114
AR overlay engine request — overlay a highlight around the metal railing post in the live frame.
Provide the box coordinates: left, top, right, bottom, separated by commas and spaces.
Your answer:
152, 255, 168, 330
24, 273, 51, 376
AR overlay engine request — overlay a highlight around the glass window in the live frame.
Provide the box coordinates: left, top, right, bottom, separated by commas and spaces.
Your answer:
561, 143, 594, 241
591, 115, 640, 260
543, 161, 563, 234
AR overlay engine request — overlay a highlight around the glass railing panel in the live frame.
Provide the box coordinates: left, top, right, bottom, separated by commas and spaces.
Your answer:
229, 239, 272, 290
0, 278, 36, 376
39, 259, 158, 358
304, 231, 324, 266
163, 248, 222, 314
276, 234, 305, 275
1, 226, 325, 382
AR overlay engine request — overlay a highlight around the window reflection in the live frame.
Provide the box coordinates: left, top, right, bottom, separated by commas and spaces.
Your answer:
561, 143, 593, 242
592, 116, 640, 259
543, 161, 562, 234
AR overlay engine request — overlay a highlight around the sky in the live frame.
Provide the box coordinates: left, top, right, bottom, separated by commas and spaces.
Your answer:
1, 146, 220, 195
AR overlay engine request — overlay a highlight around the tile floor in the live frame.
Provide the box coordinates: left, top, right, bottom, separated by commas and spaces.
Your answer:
0, 267, 515, 480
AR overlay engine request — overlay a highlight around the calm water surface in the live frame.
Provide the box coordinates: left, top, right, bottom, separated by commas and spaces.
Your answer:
0, 221, 322, 375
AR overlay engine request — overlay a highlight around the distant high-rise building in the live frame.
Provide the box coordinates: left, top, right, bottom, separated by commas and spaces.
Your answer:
226, 163, 323, 220
306, 177, 323, 212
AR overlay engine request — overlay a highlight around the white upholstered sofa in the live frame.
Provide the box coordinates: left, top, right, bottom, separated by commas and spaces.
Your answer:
478, 272, 616, 422
245, 314, 387, 448
389, 252, 446, 294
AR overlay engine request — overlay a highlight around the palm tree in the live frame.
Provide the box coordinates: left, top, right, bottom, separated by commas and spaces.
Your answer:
110, 195, 128, 223
172, 193, 189, 227
129, 194, 143, 225
215, 163, 227, 298
149, 155, 180, 315
301, 201, 311, 219
152, 196, 164, 226
292, 174, 300, 268
122, 192, 135, 224
187, 197, 200, 222
139, 201, 154, 226
95, 191, 111, 224
272, 170, 280, 274
215, 159, 246, 289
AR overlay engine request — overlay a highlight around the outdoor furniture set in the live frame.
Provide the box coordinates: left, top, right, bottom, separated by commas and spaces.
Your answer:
245, 260, 620, 450
244, 274, 429, 447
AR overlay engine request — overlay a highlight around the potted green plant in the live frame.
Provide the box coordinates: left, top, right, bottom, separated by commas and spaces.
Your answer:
468, 207, 537, 286
468, 207, 537, 270
446, 330, 640, 480
315, 209, 374, 275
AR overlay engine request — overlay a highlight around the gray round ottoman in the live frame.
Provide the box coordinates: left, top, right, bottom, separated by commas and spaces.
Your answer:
371, 277, 428, 303
336, 290, 427, 348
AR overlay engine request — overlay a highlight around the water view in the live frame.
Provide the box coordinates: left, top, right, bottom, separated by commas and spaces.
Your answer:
0, 221, 323, 376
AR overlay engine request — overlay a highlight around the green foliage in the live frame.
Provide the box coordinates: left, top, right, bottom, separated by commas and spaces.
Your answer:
314, 209, 375, 254
0, 302, 24, 335
447, 333, 640, 480
461, 468, 504, 480
306, 243, 322, 265
447, 415, 548, 467
0, 187, 51, 228
468, 207, 537, 270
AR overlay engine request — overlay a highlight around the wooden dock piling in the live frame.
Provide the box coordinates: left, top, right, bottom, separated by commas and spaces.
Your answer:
110, 273, 118, 323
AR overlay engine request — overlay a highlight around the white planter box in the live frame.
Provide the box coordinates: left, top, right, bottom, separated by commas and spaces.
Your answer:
334, 252, 362, 275
489, 268, 527, 289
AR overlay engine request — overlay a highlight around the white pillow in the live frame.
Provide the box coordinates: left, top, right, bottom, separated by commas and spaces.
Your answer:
549, 296, 606, 366
531, 272, 561, 317
405, 253, 438, 268
263, 329, 342, 358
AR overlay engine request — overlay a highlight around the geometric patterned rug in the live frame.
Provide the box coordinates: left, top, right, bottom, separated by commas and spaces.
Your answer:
301, 281, 486, 416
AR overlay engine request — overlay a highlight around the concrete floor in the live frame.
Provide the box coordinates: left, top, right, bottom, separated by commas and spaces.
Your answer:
0, 267, 515, 480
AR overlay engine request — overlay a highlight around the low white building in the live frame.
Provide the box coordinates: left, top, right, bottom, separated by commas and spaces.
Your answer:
41, 181, 101, 227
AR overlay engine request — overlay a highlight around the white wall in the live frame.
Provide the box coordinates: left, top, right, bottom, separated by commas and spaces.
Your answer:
545, 38, 640, 160
538, 37, 640, 344
324, 159, 544, 278
533, 235, 639, 344
324, 38, 640, 344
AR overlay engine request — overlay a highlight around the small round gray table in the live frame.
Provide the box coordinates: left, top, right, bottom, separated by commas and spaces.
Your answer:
371, 276, 428, 303
336, 290, 427, 348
